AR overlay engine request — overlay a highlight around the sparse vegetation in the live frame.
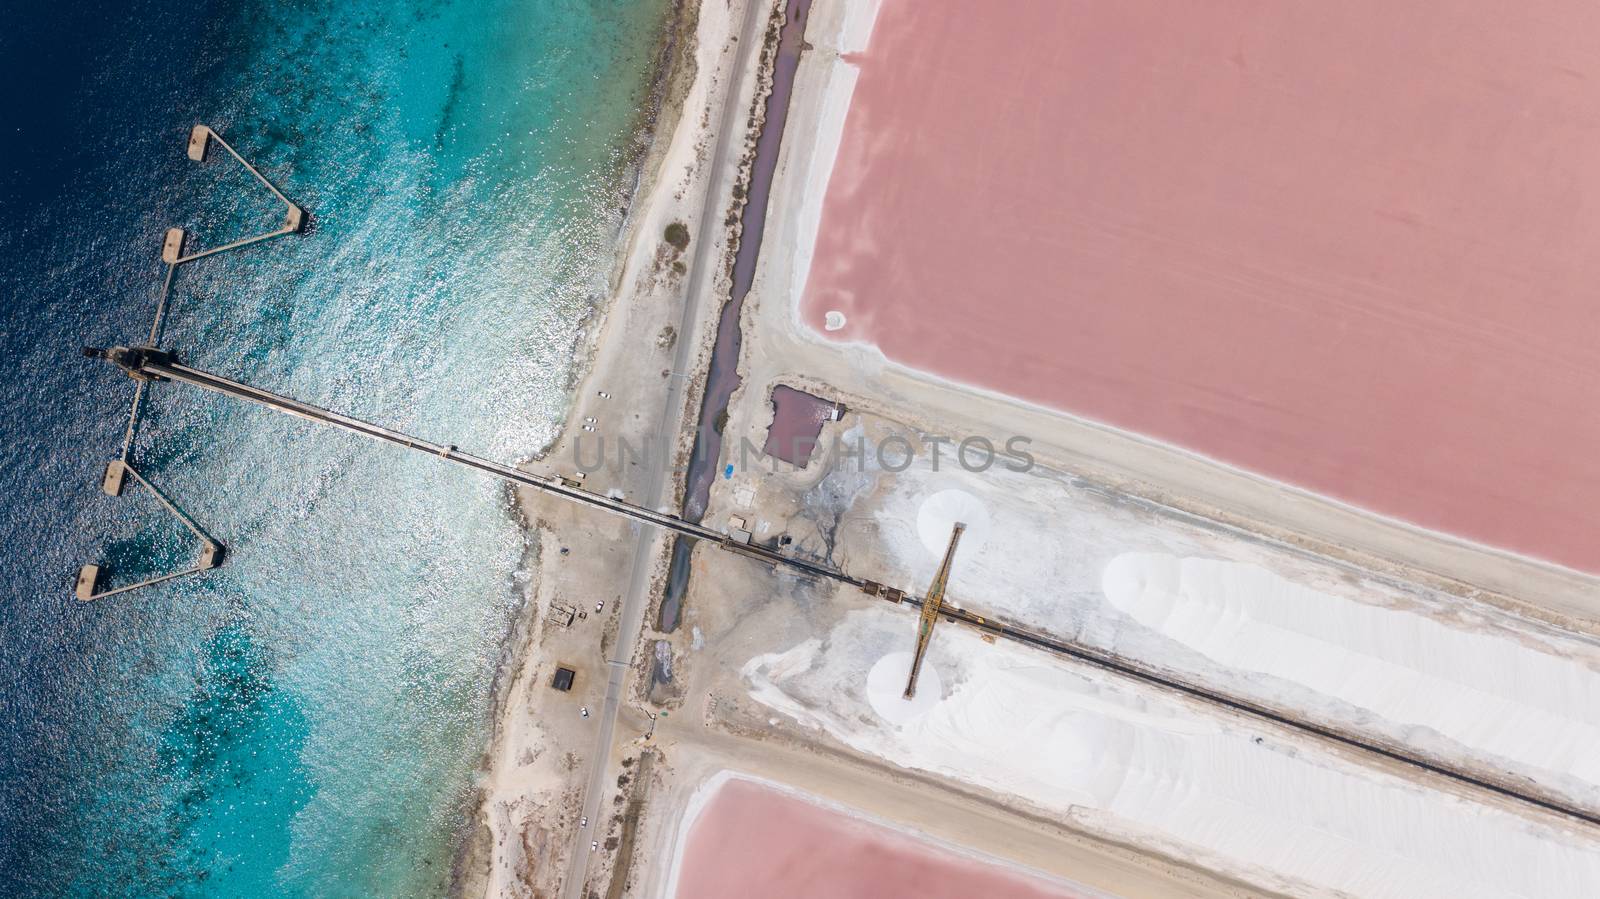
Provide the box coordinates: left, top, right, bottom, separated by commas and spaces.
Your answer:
663, 221, 690, 251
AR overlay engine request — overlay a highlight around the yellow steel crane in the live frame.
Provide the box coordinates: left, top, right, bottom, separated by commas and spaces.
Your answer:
904, 522, 965, 698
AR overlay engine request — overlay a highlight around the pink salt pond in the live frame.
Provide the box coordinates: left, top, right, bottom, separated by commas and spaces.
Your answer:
763, 385, 843, 467
672, 777, 1085, 899
803, 0, 1600, 573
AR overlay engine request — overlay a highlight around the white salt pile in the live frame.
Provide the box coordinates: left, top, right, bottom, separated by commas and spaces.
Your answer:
916, 489, 991, 557
865, 651, 942, 723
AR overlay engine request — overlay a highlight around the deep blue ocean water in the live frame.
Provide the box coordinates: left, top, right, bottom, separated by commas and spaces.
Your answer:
0, 0, 668, 895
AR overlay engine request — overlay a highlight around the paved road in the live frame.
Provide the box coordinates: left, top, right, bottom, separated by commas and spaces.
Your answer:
559, 2, 771, 896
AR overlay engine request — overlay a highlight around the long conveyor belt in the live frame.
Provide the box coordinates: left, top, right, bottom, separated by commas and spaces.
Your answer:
921, 600, 1600, 829
98, 346, 870, 589
85, 344, 1600, 831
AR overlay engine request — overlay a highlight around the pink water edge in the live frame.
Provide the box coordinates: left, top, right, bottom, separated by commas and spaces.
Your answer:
672, 778, 1083, 899
803, 0, 1600, 573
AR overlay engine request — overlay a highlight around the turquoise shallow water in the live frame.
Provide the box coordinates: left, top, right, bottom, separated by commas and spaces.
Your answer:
0, 0, 670, 895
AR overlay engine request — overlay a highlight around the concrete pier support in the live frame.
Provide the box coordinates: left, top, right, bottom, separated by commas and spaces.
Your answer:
75, 565, 102, 601
78, 459, 225, 602
186, 124, 209, 161
101, 460, 127, 496
160, 228, 186, 264
81, 125, 301, 603
199, 541, 224, 569
168, 123, 306, 264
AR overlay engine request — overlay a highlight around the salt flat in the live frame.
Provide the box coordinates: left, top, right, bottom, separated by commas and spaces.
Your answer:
745, 607, 1600, 899
833, 440, 1600, 810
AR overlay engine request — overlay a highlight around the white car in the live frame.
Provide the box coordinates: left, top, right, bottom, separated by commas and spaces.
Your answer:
580, 707, 590, 718
595, 600, 605, 613
591, 841, 599, 851
580, 816, 588, 828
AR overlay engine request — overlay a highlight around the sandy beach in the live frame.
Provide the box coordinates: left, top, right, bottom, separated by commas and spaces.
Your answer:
464, 0, 784, 895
